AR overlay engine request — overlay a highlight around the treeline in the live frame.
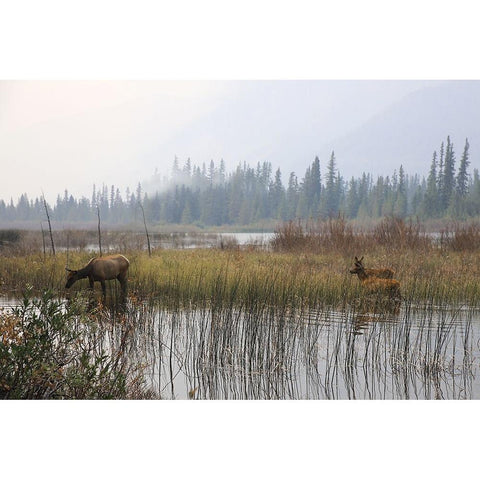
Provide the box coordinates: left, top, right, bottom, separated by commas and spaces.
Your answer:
1, 136, 479, 226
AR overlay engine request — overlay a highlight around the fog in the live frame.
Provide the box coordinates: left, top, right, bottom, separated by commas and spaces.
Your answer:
0, 80, 442, 203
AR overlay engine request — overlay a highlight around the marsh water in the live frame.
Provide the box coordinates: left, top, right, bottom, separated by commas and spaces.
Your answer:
67, 232, 275, 252
2, 293, 479, 399
82, 299, 480, 399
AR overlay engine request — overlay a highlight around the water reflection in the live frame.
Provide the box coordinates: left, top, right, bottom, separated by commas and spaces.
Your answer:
123, 304, 478, 400
2, 293, 478, 400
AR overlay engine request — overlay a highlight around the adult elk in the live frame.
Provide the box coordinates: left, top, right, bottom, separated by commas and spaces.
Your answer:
65, 254, 130, 296
350, 258, 400, 298
352, 256, 394, 279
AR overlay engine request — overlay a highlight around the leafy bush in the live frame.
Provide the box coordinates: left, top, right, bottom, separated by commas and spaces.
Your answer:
0, 289, 144, 399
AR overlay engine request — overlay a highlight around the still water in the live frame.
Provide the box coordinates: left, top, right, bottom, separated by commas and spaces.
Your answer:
106, 301, 479, 400
77, 232, 275, 252
2, 294, 478, 399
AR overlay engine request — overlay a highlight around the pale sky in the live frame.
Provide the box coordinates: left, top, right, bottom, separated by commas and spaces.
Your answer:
0, 81, 232, 202
1, 1, 477, 205
0, 80, 435, 203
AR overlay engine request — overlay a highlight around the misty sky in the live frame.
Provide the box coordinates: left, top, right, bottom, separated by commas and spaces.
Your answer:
0, 80, 438, 203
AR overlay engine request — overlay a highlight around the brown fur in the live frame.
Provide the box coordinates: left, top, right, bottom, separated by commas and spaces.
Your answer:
350, 257, 400, 298
352, 256, 394, 279
65, 254, 129, 296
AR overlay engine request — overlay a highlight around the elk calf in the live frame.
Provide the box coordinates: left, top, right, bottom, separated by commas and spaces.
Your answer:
350, 258, 400, 298
352, 256, 394, 279
65, 254, 130, 296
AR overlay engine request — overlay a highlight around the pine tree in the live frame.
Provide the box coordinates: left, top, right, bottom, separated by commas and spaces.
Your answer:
456, 138, 470, 197
422, 151, 438, 217
172, 156, 181, 179
286, 172, 299, 220
394, 165, 407, 217
323, 151, 339, 216
269, 168, 285, 219
469, 169, 480, 216
442, 136, 456, 211
299, 157, 321, 217
183, 158, 192, 177
219, 159, 226, 184
208, 160, 216, 185
309, 156, 321, 216
136, 182, 142, 203
448, 138, 471, 217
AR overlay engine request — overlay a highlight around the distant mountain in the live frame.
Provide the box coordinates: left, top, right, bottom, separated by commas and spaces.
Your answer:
147, 80, 480, 184
318, 81, 480, 179
146, 81, 434, 179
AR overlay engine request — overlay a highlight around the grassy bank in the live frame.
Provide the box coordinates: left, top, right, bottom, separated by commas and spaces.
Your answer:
2, 217, 480, 309
1, 245, 480, 310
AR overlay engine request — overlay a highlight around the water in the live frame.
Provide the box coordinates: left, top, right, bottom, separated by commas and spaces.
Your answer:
3, 295, 478, 399
66, 232, 275, 252
103, 302, 480, 400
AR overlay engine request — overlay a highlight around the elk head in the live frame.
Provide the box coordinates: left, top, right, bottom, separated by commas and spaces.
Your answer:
65, 267, 79, 289
350, 256, 365, 276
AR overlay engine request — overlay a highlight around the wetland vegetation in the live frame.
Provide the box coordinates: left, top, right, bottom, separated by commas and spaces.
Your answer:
1, 217, 480, 399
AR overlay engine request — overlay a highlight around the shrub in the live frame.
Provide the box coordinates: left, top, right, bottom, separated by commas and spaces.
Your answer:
372, 216, 429, 250
0, 289, 145, 399
439, 222, 480, 251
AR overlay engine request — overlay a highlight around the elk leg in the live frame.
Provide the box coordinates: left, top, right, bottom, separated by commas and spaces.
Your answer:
100, 280, 106, 297
118, 274, 128, 295
89, 277, 94, 290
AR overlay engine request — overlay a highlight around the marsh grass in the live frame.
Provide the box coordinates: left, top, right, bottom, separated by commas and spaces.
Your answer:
2, 217, 480, 326
2, 238, 480, 310
439, 221, 480, 251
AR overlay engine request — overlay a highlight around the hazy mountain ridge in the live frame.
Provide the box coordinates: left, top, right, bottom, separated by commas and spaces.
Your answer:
150, 81, 480, 182
318, 81, 480, 178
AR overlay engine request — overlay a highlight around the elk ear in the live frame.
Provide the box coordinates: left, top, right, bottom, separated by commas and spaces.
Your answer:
354, 256, 358, 261
359, 256, 364, 262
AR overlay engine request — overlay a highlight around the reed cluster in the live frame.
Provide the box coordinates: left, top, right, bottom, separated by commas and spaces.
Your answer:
99, 300, 476, 399
271, 216, 431, 254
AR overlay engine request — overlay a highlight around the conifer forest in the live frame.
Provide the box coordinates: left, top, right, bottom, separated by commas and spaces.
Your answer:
1, 136, 477, 227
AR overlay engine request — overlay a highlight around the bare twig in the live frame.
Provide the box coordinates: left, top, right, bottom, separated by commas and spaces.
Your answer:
42, 194, 55, 256
138, 202, 151, 256
97, 205, 103, 257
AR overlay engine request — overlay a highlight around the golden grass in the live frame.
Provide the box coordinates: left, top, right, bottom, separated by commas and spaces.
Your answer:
1, 246, 480, 309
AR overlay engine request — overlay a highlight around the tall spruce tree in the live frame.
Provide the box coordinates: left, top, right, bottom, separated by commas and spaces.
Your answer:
456, 138, 470, 197
309, 156, 321, 216
422, 151, 438, 217
286, 172, 299, 220
323, 151, 339, 216
345, 177, 359, 218
442, 136, 456, 211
